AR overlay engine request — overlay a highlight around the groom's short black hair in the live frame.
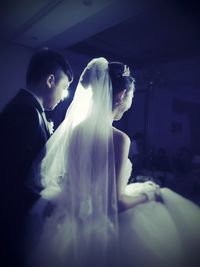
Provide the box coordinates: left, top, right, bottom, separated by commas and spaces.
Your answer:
26, 47, 73, 86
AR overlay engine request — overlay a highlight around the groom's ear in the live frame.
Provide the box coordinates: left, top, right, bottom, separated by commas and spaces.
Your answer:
46, 74, 55, 89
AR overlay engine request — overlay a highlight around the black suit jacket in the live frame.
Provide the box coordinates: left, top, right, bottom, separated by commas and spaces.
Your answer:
0, 89, 50, 266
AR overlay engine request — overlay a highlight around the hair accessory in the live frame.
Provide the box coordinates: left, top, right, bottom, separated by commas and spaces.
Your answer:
122, 65, 130, 76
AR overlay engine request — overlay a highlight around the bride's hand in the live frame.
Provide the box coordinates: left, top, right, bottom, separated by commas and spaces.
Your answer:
140, 181, 162, 202
125, 181, 162, 202
143, 181, 160, 190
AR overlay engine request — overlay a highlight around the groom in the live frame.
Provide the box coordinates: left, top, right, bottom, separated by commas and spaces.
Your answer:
0, 48, 73, 267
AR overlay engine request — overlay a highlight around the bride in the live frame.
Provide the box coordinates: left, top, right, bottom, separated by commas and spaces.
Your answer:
26, 58, 200, 267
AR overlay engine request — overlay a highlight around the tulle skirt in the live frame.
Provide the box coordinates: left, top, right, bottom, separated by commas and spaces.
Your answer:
119, 187, 200, 267
26, 187, 200, 267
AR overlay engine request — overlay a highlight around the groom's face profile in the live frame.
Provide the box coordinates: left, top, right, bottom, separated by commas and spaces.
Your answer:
26, 48, 73, 111
45, 70, 70, 110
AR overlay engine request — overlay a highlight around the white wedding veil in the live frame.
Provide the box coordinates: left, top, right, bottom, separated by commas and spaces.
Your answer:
28, 58, 119, 267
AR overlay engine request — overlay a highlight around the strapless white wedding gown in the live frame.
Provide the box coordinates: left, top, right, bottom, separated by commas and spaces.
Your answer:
27, 160, 200, 267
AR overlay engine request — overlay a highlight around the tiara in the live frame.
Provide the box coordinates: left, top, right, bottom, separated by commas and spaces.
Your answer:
122, 65, 130, 76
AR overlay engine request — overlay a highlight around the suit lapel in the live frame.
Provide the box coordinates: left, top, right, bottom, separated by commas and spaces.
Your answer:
17, 89, 51, 139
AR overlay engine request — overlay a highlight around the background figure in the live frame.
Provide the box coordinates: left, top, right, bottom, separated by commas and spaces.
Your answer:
0, 48, 73, 267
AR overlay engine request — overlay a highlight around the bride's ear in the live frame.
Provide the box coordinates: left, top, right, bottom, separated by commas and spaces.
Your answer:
115, 89, 126, 105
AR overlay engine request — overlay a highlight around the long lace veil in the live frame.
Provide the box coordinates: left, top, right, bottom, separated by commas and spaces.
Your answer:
28, 58, 119, 266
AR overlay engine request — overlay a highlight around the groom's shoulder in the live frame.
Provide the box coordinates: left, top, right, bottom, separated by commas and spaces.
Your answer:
0, 98, 40, 128
1, 100, 37, 117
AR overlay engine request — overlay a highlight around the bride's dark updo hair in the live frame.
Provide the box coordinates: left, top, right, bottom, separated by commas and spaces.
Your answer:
108, 62, 135, 97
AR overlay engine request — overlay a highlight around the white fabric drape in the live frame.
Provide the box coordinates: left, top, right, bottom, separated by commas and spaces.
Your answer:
27, 58, 119, 267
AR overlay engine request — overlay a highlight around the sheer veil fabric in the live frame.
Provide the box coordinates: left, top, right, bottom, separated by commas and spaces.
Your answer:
27, 58, 119, 267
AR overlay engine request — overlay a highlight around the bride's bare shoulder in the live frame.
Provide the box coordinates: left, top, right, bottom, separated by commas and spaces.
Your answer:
112, 127, 130, 148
